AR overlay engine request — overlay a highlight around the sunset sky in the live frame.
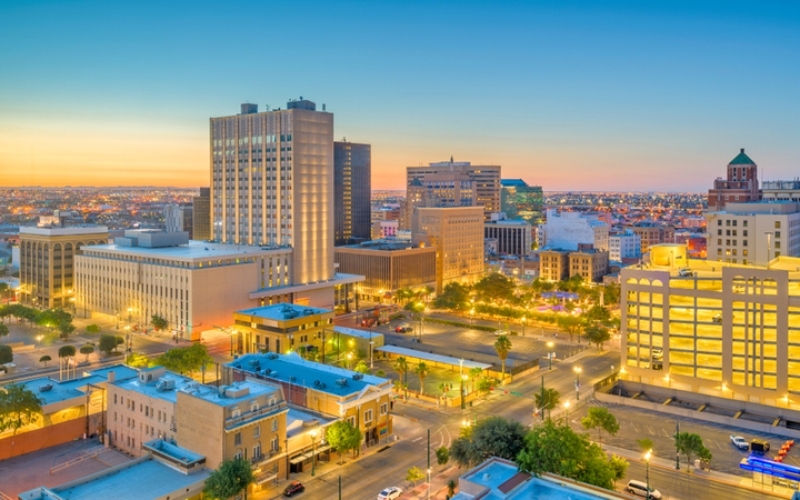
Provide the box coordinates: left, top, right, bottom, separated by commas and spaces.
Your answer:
1, 0, 799, 191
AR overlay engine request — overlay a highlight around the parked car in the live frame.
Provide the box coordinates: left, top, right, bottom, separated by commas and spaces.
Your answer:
751, 439, 771, 453
494, 329, 510, 336
730, 435, 749, 450
377, 486, 403, 500
283, 481, 305, 497
625, 480, 662, 499
395, 325, 413, 333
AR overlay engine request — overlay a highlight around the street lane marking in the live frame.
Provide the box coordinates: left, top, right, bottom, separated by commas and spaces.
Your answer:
411, 437, 423, 443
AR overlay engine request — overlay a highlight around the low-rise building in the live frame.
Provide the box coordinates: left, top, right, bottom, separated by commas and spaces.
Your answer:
225, 353, 393, 448
569, 248, 609, 283
231, 303, 334, 356
626, 223, 675, 254
484, 216, 532, 256
538, 249, 569, 281
609, 229, 641, 261
541, 209, 609, 251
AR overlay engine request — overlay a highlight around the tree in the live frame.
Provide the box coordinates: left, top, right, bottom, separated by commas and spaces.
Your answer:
557, 316, 583, 342
534, 387, 560, 421
79, 343, 95, 362
436, 446, 450, 466
583, 305, 611, 325
473, 273, 515, 304
581, 407, 620, 443
433, 282, 471, 311
326, 420, 362, 464
406, 466, 425, 486
516, 419, 616, 490
468, 367, 482, 393
393, 357, 409, 399
477, 377, 492, 398
85, 324, 101, 334
157, 343, 213, 377
151, 314, 168, 331
0, 344, 12, 364
583, 324, 611, 351
493, 335, 512, 376
448, 416, 527, 468
675, 432, 711, 473
636, 438, 654, 452
354, 360, 369, 374
98, 334, 120, 355
395, 287, 415, 306
58, 321, 76, 340
608, 454, 629, 487
58, 345, 76, 361
0, 323, 8, 338
125, 352, 154, 369
415, 362, 429, 396
203, 457, 254, 500
39, 354, 51, 367
376, 369, 386, 378
0, 383, 43, 435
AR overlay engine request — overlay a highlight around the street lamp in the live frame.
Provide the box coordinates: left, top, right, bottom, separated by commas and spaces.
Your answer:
36, 334, 43, 348
427, 467, 432, 500
460, 373, 467, 410
470, 308, 475, 325
127, 307, 133, 329
346, 352, 353, 370
521, 316, 526, 336
574, 366, 582, 400
563, 401, 570, 425
644, 449, 652, 500
310, 428, 318, 476
547, 341, 554, 370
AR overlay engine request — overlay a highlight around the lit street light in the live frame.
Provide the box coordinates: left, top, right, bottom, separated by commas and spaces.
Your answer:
310, 428, 318, 476
574, 366, 582, 400
547, 341, 554, 370
563, 400, 570, 426
644, 449, 652, 500
461, 373, 467, 410
521, 316, 526, 336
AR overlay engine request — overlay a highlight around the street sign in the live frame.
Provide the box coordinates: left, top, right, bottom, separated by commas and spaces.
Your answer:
511, 391, 523, 396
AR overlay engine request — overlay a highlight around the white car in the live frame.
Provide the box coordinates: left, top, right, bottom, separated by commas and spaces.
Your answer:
377, 487, 403, 500
730, 435, 749, 450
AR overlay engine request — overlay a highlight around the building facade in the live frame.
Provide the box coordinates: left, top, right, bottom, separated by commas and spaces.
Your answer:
74, 231, 296, 339
334, 241, 437, 301
705, 202, 800, 266
622, 245, 800, 409
541, 209, 609, 251
762, 180, 800, 203
334, 141, 371, 245
484, 218, 532, 256
407, 159, 500, 221
164, 205, 193, 237
19, 226, 108, 308
500, 179, 544, 225
231, 303, 335, 356
708, 148, 760, 211
412, 206, 485, 293
568, 248, 609, 283
609, 229, 642, 261
210, 99, 334, 286
626, 223, 675, 254
538, 250, 570, 281
192, 187, 211, 241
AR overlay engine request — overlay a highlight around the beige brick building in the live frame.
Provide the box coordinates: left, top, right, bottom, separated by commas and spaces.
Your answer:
569, 248, 609, 283
413, 206, 485, 293
231, 303, 335, 356
538, 249, 569, 281
19, 225, 108, 308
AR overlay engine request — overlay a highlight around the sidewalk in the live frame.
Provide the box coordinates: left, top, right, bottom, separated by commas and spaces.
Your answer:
602, 443, 794, 499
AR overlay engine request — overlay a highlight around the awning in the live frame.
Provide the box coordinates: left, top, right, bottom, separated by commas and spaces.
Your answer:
289, 444, 332, 464
255, 471, 278, 484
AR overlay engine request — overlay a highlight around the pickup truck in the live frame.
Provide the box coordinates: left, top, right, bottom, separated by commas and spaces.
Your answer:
730, 435, 749, 450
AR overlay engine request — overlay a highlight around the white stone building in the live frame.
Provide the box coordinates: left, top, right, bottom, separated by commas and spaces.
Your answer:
609, 229, 642, 261
540, 209, 609, 251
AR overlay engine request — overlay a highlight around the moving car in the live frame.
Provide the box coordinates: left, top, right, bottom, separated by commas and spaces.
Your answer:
730, 435, 749, 450
625, 480, 662, 499
494, 329, 510, 336
395, 325, 413, 333
283, 481, 305, 497
377, 486, 403, 500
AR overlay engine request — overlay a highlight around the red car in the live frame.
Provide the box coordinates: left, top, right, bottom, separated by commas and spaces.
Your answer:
395, 326, 413, 333
283, 481, 305, 497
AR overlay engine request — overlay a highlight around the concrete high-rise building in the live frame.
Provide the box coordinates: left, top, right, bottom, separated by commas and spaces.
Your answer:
407, 159, 500, 221
334, 141, 371, 245
484, 216, 532, 256
164, 204, 192, 237
705, 201, 800, 266
210, 99, 334, 285
500, 179, 544, 225
192, 187, 211, 241
19, 226, 108, 308
708, 148, 760, 211
412, 206, 484, 293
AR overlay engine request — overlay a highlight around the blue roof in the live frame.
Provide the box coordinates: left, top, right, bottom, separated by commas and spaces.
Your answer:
501, 179, 529, 187
187, 378, 282, 407
113, 371, 193, 404
41, 458, 210, 500
227, 353, 389, 396
15, 364, 138, 407
143, 439, 205, 466
84, 365, 138, 381
236, 302, 331, 321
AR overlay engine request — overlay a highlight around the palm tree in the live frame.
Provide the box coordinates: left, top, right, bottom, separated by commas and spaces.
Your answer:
393, 357, 409, 399
493, 335, 512, 377
415, 362, 429, 396
468, 367, 483, 393
534, 387, 560, 420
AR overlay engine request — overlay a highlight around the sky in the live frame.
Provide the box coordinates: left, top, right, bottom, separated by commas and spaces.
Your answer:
1, 0, 799, 191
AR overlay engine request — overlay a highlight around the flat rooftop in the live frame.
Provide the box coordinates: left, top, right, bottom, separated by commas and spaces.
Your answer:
228, 353, 390, 397
19, 456, 211, 500
286, 407, 335, 439
80, 239, 288, 261
334, 325, 385, 341
375, 345, 492, 370
237, 302, 331, 321
113, 371, 194, 404
184, 378, 282, 407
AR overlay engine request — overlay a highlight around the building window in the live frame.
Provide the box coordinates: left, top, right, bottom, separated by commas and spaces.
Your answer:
775, 242, 781, 249
726, 220, 730, 226
232, 408, 241, 419
776, 221, 782, 229
251, 401, 259, 413
253, 443, 261, 459
380, 403, 388, 415
234, 432, 242, 446
717, 220, 721, 226
364, 409, 373, 424
234, 450, 242, 460
271, 419, 278, 432
743, 249, 748, 256
270, 437, 279, 452
744, 220, 748, 227
347, 416, 356, 428
776, 231, 781, 238
254, 425, 261, 438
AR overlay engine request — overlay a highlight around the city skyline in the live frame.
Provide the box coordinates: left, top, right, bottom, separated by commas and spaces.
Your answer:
1, 1, 799, 191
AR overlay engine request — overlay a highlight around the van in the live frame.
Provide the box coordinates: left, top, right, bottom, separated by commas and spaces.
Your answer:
751, 439, 771, 453
625, 480, 662, 499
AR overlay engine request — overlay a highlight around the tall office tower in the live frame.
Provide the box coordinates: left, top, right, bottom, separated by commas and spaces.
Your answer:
708, 149, 760, 211
402, 171, 477, 230
192, 187, 211, 241
334, 141, 371, 245
407, 158, 500, 221
500, 179, 544, 225
164, 204, 192, 237
211, 99, 334, 285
